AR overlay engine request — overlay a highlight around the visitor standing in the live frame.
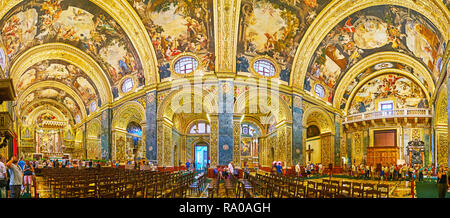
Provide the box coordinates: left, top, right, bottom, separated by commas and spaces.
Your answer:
276, 162, 282, 174
0, 155, 7, 198
23, 160, 34, 194
18, 158, 25, 170
228, 161, 234, 176
436, 166, 448, 198
6, 156, 23, 198
295, 162, 300, 177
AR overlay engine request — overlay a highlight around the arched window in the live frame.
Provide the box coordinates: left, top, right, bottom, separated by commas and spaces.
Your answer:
121, 78, 134, 93
174, 56, 198, 74
253, 59, 276, 77
314, 84, 326, 98
189, 121, 210, 134
127, 121, 142, 148
126, 121, 142, 136
90, 101, 97, 112
75, 115, 81, 124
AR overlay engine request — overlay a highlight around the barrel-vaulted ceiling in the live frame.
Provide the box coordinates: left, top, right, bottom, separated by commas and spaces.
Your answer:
0, 0, 448, 126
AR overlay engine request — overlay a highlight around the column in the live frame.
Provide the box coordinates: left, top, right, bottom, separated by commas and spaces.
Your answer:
292, 95, 303, 165
447, 77, 450, 167
100, 108, 112, 160
145, 90, 157, 163
218, 80, 234, 165
334, 114, 341, 166
209, 114, 218, 167
232, 115, 241, 167
83, 123, 87, 159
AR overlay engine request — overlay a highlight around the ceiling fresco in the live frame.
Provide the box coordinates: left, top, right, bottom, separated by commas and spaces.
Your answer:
0, 0, 144, 96
348, 73, 428, 115
338, 61, 431, 110
16, 59, 100, 107
304, 5, 446, 103
127, 0, 215, 80
236, 0, 332, 82
23, 101, 75, 125
19, 87, 83, 122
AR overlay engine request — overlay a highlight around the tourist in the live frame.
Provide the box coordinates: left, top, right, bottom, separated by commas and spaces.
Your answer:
276, 161, 282, 175
18, 158, 25, 170
6, 156, 23, 198
351, 164, 356, 177
371, 165, 375, 180
426, 165, 432, 182
380, 165, 385, 181
23, 160, 34, 194
418, 166, 424, 181
244, 163, 249, 179
186, 159, 191, 171
295, 162, 300, 177
228, 161, 234, 176
0, 155, 7, 198
365, 165, 370, 179
318, 163, 323, 176
394, 165, 399, 180
436, 166, 448, 198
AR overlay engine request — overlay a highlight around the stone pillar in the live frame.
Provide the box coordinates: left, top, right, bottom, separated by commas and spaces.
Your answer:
334, 114, 341, 166
82, 123, 87, 159
218, 80, 234, 165
276, 123, 292, 167
447, 77, 450, 167
100, 109, 112, 160
157, 119, 173, 167
292, 95, 303, 165
145, 91, 157, 163
232, 115, 241, 167
210, 114, 218, 167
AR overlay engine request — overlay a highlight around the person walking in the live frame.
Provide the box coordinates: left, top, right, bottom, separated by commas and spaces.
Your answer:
6, 156, 23, 198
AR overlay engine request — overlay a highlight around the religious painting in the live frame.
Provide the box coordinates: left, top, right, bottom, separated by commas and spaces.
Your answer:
241, 138, 252, 157
20, 87, 82, 124
237, 0, 332, 82
339, 62, 430, 110
127, 0, 215, 79
0, 0, 144, 94
16, 60, 99, 107
305, 5, 445, 102
306, 125, 320, 138
348, 74, 428, 114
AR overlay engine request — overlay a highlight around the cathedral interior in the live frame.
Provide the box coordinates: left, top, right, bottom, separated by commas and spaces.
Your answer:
0, 0, 449, 199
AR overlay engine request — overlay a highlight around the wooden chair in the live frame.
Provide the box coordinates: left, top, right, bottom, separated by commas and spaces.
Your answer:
351, 182, 363, 198
377, 183, 389, 198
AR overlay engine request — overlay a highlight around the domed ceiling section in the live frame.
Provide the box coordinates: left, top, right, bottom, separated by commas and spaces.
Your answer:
127, 0, 215, 80
16, 59, 100, 109
18, 87, 84, 123
0, 0, 144, 98
236, 0, 332, 83
304, 5, 446, 103
23, 100, 75, 125
338, 61, 432, 110
347, 73, 428, 115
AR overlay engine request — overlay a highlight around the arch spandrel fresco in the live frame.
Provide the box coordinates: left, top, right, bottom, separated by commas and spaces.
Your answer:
348, 74, 428, 115
236, 0, 332, 82
127, 0, 215, 80
16, 59, 100, 106
19, 87, 83, 121
338, 62, 431, 110
0, 0, 144, 95
304, 5, 446, 103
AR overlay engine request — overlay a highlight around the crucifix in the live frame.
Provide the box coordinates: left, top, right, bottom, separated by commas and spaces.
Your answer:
306, 144, 314, 163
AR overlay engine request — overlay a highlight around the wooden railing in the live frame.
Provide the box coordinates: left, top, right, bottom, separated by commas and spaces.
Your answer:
343, 109, 431, 124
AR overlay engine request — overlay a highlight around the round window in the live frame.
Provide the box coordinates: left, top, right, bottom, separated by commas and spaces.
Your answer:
121, 78, 134, 93
174, 56, 198, 74
75, 115, 81, 123
314, 84, 326, 98
253, 59, 276, 77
